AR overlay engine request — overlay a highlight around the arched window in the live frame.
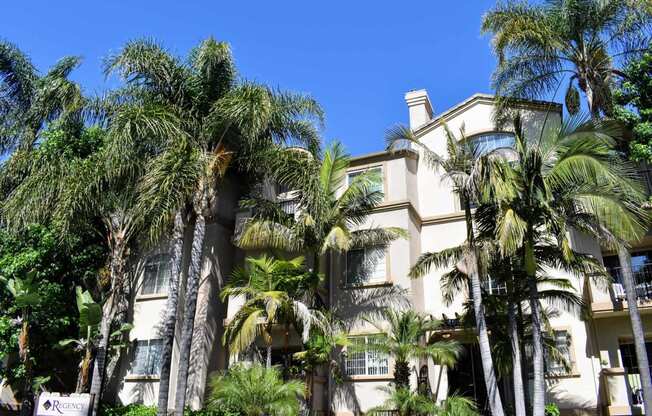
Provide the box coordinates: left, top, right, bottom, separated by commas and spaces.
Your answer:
469, 132, 515, 155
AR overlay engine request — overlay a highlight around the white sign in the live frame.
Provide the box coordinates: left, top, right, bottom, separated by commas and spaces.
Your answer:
34, 393, 92, 416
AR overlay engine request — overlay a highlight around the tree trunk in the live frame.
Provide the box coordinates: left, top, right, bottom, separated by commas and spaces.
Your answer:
19, 313, 33, 416
527, 275, 545, 416
173, 214, 207, 415
157, 212, 188, 416
394, 360, 411, 390
90, 234, 128, 416
463, 199, 505, 416
266, 344, 273, 369
89, 302, 113, 416
508, 301, 526, 416
618, 247, 652, 416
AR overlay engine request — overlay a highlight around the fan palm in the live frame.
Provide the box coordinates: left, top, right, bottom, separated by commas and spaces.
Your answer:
104, 37, 324, 415
362, 309, 460, 390
221, 255, 327, 368
477, 114, 647, 416
482, 0, 651, 119
207, 363, 305, 416
386, 124, 506, 416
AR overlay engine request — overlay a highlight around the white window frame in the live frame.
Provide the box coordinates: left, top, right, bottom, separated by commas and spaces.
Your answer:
141, 254, 172, 295
130, 339, 163, 376
345, 246, 387, 286
346, 166, 384, 197
345, 335, 389, 377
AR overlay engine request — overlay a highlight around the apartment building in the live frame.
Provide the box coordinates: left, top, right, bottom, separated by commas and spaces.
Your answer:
111, 90, 652, 416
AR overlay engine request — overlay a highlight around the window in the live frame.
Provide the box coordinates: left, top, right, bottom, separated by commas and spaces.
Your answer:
131, 339, 163, 376
620, 342, 652, 374
346, 246, 387, 285
345, 335, 389, 376
482, 277, 507, 295
545, 330, 573, 375
469, 132, 515, 156
347, 167, 383, 196
141, 254, 171, 295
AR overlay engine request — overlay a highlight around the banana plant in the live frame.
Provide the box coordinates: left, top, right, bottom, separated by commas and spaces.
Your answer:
58, 287, 132, 393
1, 271, 40, 416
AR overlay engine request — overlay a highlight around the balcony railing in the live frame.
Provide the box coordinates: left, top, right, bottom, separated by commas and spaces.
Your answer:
608, 263, 652, 302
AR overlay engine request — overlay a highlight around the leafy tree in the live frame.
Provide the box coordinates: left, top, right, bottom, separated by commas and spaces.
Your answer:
103, 37, 323, 416
481, 0, 651, 119
614, 48, 652, 162
387, 124, 506, 416
221, 255, 326, 368
362, 309, 460, 390
0, 224, 105, 406
207, 363, 305, 416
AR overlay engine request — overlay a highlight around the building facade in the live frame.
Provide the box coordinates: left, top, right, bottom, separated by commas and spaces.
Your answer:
105, 91, 652, 416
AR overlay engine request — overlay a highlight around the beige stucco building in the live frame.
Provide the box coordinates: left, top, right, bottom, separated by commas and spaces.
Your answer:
86, 91, 652, 416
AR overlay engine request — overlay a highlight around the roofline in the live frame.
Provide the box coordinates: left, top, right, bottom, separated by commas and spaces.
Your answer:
349, 148, 418, 165
413, 93, 562, 136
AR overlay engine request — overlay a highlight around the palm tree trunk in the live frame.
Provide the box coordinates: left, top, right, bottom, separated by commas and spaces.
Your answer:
90, 231, 127, 416
266, 344, 273, 368
508, 301, 526, 416
173, 214, 206, 415
157, 212, 188, 416
19, 312, 33, 416
394, 360, 411, 390
618, 247, 652, 416
517, 303, 531, 410
464, 200, 505, 416
527, 275, 545, 416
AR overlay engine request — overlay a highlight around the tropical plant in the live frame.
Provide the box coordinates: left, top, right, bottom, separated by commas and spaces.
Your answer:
368, 386, 478, 416
474, 114, 648, 416
235, 141, 405, 275
1, 271, 40, 416
481, 0, 652, 119
386, 124, 506, 416
362, 309, 460, 390
103, 37, 324, 416
207, 363, 305, 416
221, 255, 326, 367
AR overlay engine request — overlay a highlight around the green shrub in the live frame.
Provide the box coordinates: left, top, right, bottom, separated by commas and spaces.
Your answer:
100, 404, 157, 416
184, 408, 240, 416
545, 403, 560, 416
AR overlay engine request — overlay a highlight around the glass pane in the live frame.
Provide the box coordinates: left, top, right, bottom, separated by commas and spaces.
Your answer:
471, 133, 515, 156
131, 341, 149, 375
141, 264, 158, 295
346, 250, 366, 285
367, 247, 386, 282
156, 259, 171, 294
345, 337, 367, 376
366, 336, 388, 375
147, 339, 163, 375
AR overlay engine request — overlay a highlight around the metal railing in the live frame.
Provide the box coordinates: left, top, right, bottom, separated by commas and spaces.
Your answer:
608, 263, 652, 301
279, 197, 299, 215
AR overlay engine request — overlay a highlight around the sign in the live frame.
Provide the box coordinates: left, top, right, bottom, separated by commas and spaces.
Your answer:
34, 393, 93, 416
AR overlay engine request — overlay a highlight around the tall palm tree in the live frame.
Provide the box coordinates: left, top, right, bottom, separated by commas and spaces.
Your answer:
221, 255, 326, 368
104, 37, 324, 416
362, 309, 460, 390
207, 363, 305, 416
386, 124, 506, 416
483, 3, 652, 414
476, 115, 647, 416
481, 0, 651, 119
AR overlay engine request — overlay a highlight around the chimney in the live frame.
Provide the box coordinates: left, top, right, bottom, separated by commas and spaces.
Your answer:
404, 89, 433, 129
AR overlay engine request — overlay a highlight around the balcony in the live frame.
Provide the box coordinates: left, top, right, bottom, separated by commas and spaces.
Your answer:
279, 197, 299, 215
592, 263, 652, 315
601, 368, 646, 415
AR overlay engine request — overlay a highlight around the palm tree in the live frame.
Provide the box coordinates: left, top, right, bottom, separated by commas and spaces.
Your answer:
104, 38, 324, 415
207, 363, 305, 416
481, 0, 651, 119
236, 141, 406, 288
368, 386, 478, 416
221, 255, 326, 368
362, 309, 460, 390
475, 115, 648, 416
386, 124, 506, 416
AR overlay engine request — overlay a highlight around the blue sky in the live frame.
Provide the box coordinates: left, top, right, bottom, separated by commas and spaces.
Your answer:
2, 1, 501, 156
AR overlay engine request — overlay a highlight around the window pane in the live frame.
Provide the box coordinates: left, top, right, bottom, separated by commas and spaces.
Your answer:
545, 330, 571, 374
147, 339, 163, 375
141, 264, 158, 295
156, 259, 171, 294
345, 337, 367, 376
367, 247, 386, 282
131, 341, 149, 375
346, 250, 366, 285
470, 133, 515, 156
347, 168, 383, 196
366, 336, 389, 376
